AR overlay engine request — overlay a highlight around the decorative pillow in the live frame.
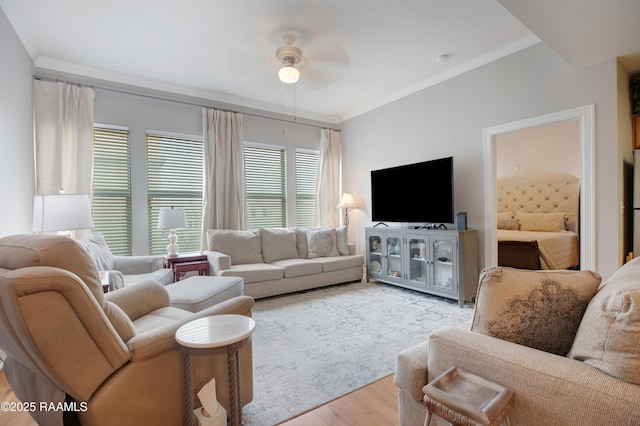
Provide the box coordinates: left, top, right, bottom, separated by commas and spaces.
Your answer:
336, 226, 349, 255
497, 218, 519, 230
295, 228, 312, 259
206, 229, 263, 265
497, 211, 515, 220
77, 233, 115, 270
260, 228, 299, 263
306, 228, 340, 258
471, 267, 601, 355
568, 258, 640, 384
516, 211, 568, 232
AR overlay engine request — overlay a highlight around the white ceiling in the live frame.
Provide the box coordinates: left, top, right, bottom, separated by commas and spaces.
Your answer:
1, 0, 638, 123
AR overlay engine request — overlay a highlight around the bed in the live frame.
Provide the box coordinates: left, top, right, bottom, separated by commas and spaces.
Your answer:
497, 173, 580, 270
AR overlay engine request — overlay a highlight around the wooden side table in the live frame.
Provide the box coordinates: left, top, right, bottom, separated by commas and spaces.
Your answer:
176, 314, 255, 426
423, 367, 514, 426
164, 253, 209, 282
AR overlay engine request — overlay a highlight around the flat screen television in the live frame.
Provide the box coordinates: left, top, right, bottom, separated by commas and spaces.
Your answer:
371, 156, 454, 224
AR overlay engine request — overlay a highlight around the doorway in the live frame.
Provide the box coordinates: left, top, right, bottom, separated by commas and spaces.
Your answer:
483, 104, 595, 270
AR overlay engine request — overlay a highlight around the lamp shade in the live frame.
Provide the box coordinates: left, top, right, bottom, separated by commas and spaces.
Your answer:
32, 194, 93, 233
336, 192, 357, 209
158, 207, 187, 229
279, 65, 300, 84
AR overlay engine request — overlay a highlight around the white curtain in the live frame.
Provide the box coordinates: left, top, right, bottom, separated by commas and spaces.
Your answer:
315, 129, 342, 227
201, 108, 246, 247
34, 80, 95, 239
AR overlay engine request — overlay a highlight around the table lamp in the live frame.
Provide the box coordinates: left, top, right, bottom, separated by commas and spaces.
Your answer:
32, 193, 93, 238
336, 192, 357, 226
158, 207, 187, 257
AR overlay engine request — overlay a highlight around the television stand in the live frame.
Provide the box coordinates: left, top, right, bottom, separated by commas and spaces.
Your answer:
365, 227, 478, 307
373, 222, 389, 228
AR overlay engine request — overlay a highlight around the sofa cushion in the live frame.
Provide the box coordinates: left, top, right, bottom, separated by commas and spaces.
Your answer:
307, 228, 340, 258
568, 258, 640, 385
260, 228, 299, 263
77, 233, 115, 270
471, 267, 601, 355
218, 263, 284, 284
311, 254, 364, 273
207, 229, 263, 265
271, 258, 324, 278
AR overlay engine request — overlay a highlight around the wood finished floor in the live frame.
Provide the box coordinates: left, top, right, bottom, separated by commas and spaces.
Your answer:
279, 374, 398, 426
0, 369, 398, 426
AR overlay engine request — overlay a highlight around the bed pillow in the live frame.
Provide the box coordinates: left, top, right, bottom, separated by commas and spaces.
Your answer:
516, 211, 568, 232
497, 217, 519, 230
497, 211, 515, 220
471, 266, 601, 355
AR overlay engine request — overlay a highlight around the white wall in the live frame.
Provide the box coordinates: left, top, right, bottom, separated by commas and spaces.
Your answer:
341, 42, 620, 278
95, 89, 325, 254
0, 8, 34, 236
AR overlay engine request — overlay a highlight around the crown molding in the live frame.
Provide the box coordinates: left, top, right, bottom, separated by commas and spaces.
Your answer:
339, 35, 541, 122
33, 57, 341, 124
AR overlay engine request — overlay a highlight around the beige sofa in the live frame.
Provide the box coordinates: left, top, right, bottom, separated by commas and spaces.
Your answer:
205, 227, 364, 299
395, 263, 640, 425
0, 234, 254, 425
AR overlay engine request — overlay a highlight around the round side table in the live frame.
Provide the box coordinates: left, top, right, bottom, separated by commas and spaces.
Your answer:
176, 314, 256, 426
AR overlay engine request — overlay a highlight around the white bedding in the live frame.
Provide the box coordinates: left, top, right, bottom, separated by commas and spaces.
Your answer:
498, 229, 579, 270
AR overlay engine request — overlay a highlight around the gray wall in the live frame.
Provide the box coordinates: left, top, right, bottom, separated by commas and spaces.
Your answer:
341, 43, 621, 278
95, 89, 323, 254
0, 8, 34, 236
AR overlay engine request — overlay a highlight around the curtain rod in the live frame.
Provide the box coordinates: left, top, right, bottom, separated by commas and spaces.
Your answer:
33, 75, 340, 132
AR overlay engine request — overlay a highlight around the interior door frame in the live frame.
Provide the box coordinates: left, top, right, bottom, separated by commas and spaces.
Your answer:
482, 104, 595, 270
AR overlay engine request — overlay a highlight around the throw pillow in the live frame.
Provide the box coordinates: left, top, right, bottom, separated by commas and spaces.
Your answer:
206, 229, 264, 265
307, 228, 340, 258
471, 266, 601, 356
336, 226, 349, 255
260, 228, 299, 263
77, 233, 115, 270
516, 211, 568, 232
295, 228, 311, 259
568, 258, 640, 385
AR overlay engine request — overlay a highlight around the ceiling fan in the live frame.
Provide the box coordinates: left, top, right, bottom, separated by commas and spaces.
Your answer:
275, 34, 304, 84
231, 29, 349, 90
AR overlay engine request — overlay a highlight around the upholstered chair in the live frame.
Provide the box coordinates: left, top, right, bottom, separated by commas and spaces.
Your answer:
77, 233, 174, 289
0, 234, 254, 426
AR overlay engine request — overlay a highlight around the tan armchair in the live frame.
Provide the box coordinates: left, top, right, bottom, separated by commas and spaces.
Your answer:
395, 266, 640, 426
77, 233, 174, 289
0, 234, 254, 426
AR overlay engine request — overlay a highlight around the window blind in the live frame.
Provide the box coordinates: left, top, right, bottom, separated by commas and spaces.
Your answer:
244, 144, 286, 230
146, 133, 204, 255
92, 126, 132, 255
295, 149, 319, 227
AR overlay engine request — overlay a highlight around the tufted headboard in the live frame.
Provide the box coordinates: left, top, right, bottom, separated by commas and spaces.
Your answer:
497, 173, 580, 233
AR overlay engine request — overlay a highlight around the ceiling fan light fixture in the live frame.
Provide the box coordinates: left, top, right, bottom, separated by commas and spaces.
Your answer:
279, 64, 300, 84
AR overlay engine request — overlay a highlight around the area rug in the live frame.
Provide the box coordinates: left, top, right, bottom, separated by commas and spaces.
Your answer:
242, 280, 474, 425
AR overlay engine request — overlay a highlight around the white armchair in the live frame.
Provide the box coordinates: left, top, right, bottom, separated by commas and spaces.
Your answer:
78, 233, 174, 290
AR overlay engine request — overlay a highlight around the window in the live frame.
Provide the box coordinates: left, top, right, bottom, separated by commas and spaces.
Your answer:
295, 149, 319, 227
92, 126, 132, 255
146, 132, 204, 255
244, 143, 286, 230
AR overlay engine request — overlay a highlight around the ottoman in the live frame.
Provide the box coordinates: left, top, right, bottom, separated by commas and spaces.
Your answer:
166, 275, 244, 312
